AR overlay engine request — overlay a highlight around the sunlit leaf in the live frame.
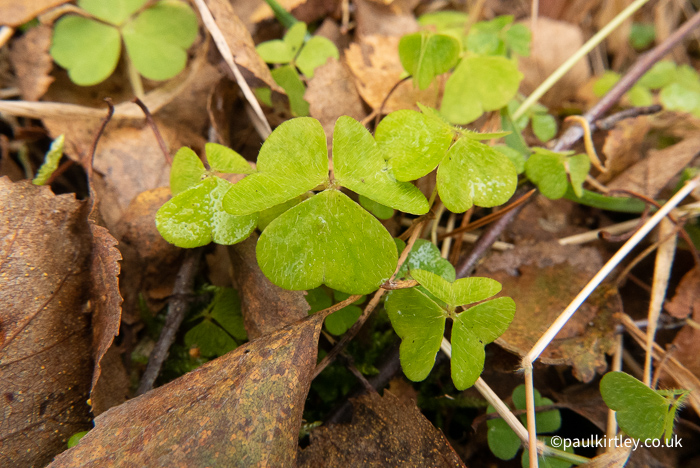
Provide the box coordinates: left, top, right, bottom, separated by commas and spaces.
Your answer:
271, 64, 310, 116
531, 113, 557, 143
324, 305, 362, 335
359, 195, 394, 220
205, 143, 254, 175
33, 134, 65, 186
399, 32, 461, 90
170, 147, 205, 196
296, 36, 339, 78
78, 0, 146, 26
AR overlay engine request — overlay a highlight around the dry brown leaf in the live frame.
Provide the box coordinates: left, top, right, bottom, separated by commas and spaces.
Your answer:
305, 57, 366, 147
355, 0, 420, 38
9, 24, 53, 101
580, 445, 632, 468
607, 136, 700, 198
228, 234, 309, 339
49, 312, 326, 467
345, 35, 440, 112
298, 391, 466, 468
249, 0, 337, 25
0, 0, 69, 26
599, 115, 651, 183
477, 243, 620, 382
0, 178, 92, 467
666, 267, 700, 319
205, 0, 283, 94
88, 221, 124, 415
518, 17, 590, 106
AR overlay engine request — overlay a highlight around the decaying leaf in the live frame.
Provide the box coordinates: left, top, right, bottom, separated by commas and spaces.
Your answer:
345, 35, 441, 112
599, 115, 651, 183
9, 24, 54, 101
0, 178, 93, 467
607, 136, 700, 199
298, 391, 466, 467
0, 0, 69, 27
355, 0, 420, 38
477, 243, 620, 382
228, 233, 310, 339
666, 267, 700, 319
305, 58, 367, 147
49, 312, 326, 467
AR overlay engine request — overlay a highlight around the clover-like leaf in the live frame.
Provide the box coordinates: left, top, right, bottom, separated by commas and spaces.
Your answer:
296, 36, 339, 78
257, 194, 309, 231
271, 65, 310, 116
210, 288, 247, 342
223, 117, 328, 215
375, 109, 454, 182
437, 137, 518, 212
441, 56, 523, 124
451, 296, 515, 389
333, 116, 429, 214
324, 305, 362, 336
567, 153, 590, 198
600, 371, 674, 441
305, 287, 333, 313
205, 143, 254, 175
79, 0, 146, 26
51, 16, 122, 86
531, 112, 557, 142
121, 0, 199, 81
156, 177, 258, 248
257, 189, 397, 295
525, 148, 589, 200
185, 319, 238, 358
359, 195, 394, 220
256, 22, 306, 64
170, 147, 206, 195
395, 239, 455, 282
385, 287, 447, 381
410, 269, 501, 308
399, 32, 461, 90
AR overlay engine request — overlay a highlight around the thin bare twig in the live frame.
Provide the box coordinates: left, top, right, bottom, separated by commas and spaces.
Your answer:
593, 105, 662, 131
132, 97, 171, 165
137, 248, 203, 395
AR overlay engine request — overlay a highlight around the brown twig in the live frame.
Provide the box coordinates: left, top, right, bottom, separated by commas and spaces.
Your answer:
454, 193, 529, 278
374, 76, 411, 128
85, 99, 114, 208
553, 9, 700, 152
592, 105, 662, 131
137, 248, 203, 395
132, 97, 171, 165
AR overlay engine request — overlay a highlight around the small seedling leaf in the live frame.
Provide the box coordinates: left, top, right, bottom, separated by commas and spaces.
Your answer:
223, 117, 328, 215
256, 39, 295, 64
512, 384, 561, 433
67, 431, 89, 449
170, 147, 206, 196
205, 143, 255, 175
385, 287, 447, 381
157, 177, 258, 248
33, 134, 65, 186
333, 116, 429, 215
296, 36, 339, 78
51, 16, 121, 86
567, 153, 590, 198
504, 23, 531, 56
121, 0, 199, 81
305, 288, 333, 313
78, 0, 147, 26
184, 319, 237, 358
411, 269, 501, 308
375, 109, 454, 181
493, 145, 525, 174
257, 189, 397, 294
210, 288, 247, 341
441, 56, 522, 124
395, 239, 456, 282
271, 64, 310, 116
399, 32, 461, 90
437, 137, 518, 212
600, 371, 670, 441
324, 305, 362, 335
525, 149, 568, 200
531, 113, 557, 143
284, 22, 307, 56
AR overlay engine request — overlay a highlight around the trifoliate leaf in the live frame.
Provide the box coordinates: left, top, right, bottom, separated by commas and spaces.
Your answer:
437, 137, 518, 212
296, 36, 339, 78
567, 153, 590, 198
324, 305, 362, 335
257, 189, 397, 295
492, 145, 525, 174
525, 148, 568, 200
376, 109, 454, 182
205, 143, 254, 174
121, 0, 199, 81
395, 239, 455, 282
33, 134, 64, 186
170, 147, 205, 196
417, 11, 469, 40
333, 116, 429, 215
78, 0, 146, 26
465, 16, 513, 55
256, 39, 295, 64
271, 64, 310, 116
51, 16, 121, 86
600, 371, 672, 441
385, 287, 447, 381
451, 297, 515, 389
359, 195, 394, 220
223, 117, 328, 215
399, 32, 461, 90
185, 319, 237, 358
531, 113, 557, 143
504, 23, 531, 56
511, 384, 561, 433
410, 269, 501, 308
157, 177, 258, 248
441, 56, 523, 124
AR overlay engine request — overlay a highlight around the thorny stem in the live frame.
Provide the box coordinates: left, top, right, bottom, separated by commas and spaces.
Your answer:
514, 0, 651, 121
137, 248, 202, 395
553, 8, 700, 152
313, 219, 427, 379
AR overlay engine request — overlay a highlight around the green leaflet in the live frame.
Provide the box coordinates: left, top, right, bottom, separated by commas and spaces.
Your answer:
256, 189, 398, 295
33, 135, 65, 186
399, 31, 461, 90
